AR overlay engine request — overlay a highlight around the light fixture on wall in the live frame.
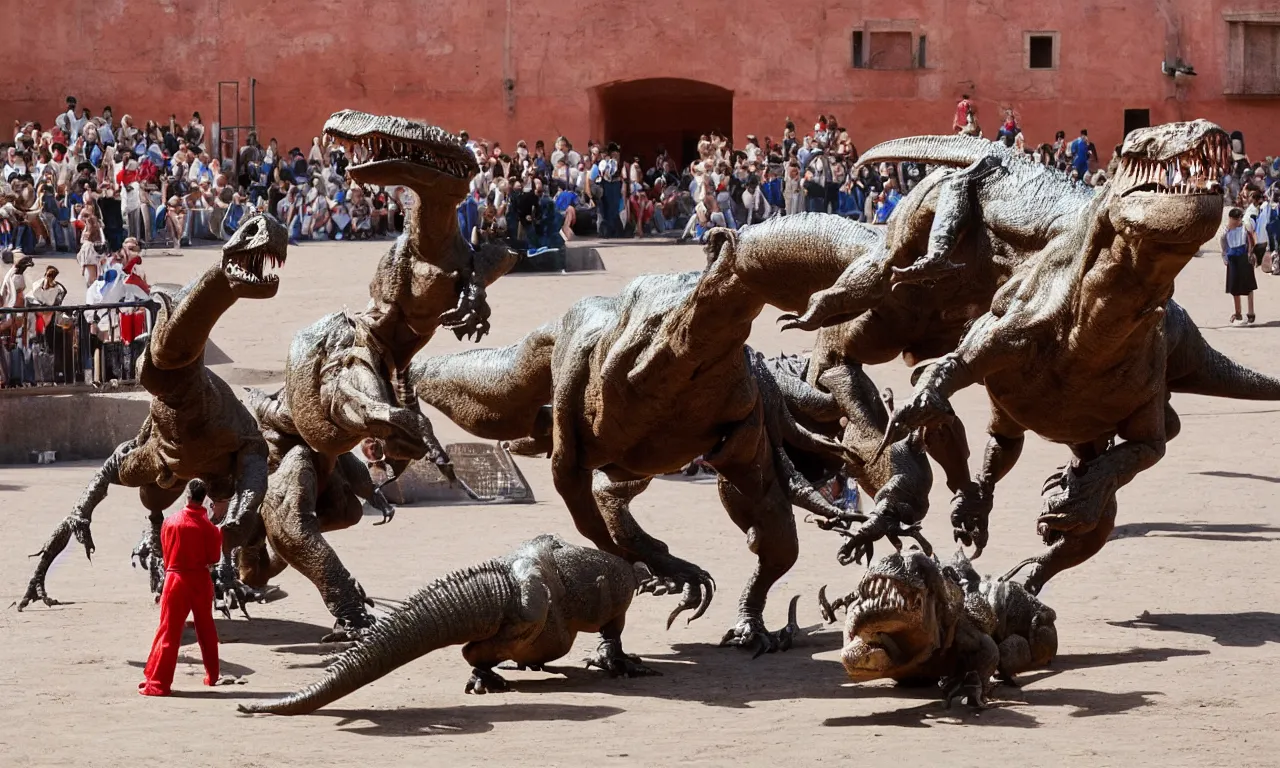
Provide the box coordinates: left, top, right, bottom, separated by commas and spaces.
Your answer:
1161, 58, 1197, 77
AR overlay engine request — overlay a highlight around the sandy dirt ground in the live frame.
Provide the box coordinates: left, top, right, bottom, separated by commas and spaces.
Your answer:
2, 232, 1279, 767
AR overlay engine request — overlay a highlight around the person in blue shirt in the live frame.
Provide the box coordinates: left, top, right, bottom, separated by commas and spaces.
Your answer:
1070, 130, 1092, 177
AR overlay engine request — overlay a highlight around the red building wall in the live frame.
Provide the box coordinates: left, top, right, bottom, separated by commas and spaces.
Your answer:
3, 1, 1278, 162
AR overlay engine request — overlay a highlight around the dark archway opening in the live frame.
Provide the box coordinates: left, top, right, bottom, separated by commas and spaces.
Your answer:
592, 79, 733, 170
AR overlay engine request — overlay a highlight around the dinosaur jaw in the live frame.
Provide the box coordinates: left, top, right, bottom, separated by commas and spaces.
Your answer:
221, 213, 289, 299
324, 109, 476, 199
841, 557, 943, 681
1113, 121, 1230, 199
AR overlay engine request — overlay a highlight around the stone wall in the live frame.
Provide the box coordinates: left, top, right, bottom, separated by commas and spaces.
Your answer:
0, 390, 149, 464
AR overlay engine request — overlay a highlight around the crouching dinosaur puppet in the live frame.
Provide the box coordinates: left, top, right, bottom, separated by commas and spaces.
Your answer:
238, 535, 657, 715
411, 215, 906, 656
242, 110, 521, 640
819, 548, 1056, 708
874, 120, 1280, 592
17, 214, 288, 611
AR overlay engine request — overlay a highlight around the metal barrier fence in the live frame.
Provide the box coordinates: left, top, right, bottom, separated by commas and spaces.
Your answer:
0, 300, 160, 389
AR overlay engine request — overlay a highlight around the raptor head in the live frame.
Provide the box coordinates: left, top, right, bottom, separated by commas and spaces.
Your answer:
1105, 119, 1230, 244
323, 109, 478, 200
840, 549, 964, 682
221, 212, 287, 299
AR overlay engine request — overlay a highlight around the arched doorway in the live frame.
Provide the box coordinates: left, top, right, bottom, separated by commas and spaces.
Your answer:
590, 79, 733, 169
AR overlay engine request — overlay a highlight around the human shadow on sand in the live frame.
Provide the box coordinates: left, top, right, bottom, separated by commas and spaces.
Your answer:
310, 703, 625, 737
1108, 611, 1280, 647
126, 654, 255, 678
1110, 521, 1280, 542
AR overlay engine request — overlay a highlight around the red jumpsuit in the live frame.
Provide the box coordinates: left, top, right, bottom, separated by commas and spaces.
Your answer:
138, 501, 222, 696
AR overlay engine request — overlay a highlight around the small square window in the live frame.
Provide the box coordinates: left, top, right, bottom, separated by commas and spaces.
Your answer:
1029, 35, 1055, 69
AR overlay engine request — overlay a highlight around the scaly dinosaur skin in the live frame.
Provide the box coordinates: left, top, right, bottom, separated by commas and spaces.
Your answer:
17, 214, 288, 612
412, 220, 865, 655
881, 121, 1259, 593
237, 535, 656, 715
245, 111, 520, 639
821, 549, 1056, 708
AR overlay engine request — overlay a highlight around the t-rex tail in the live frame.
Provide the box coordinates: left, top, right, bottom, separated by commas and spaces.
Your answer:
1166, 302, 1280, 400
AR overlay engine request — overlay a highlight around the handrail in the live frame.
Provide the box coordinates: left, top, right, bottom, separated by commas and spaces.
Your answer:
0, 299, 160, 316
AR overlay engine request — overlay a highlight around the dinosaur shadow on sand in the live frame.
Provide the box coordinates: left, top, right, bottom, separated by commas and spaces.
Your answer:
304, 703, 626, 737
1108, 611, 1280, 647
126, 653, 255, 678
837, 646, 1198, 728
1195, 470, 1280, 486
1111, 520, 1280, 542
820, 647, 1197, 729
213, 616, 333, 646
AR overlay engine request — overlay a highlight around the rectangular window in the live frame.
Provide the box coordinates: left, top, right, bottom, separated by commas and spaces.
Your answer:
918, 35, 927, 68
1123, 109, 1150, 138
852, 31, 865, 68
1028, 34, 1055, 69
1225, 13, 1280, 94
868, 31, 915, 70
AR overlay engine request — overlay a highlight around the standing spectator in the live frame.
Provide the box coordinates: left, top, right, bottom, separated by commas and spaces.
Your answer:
1070, 130, 1093, 177
802, 168, 826, 213
784, 163, 803, 216
77, 188, 105, 286
1222, 207, 1257, 325
98, 182, 126, 252
953, 94, 974, 133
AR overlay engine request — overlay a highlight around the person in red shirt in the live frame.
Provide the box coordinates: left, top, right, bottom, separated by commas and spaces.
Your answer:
954, 94, 973, 133
138, 479, 224, 696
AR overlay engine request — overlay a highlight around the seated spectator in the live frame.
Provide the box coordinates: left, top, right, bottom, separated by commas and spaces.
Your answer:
348, 187, 372, 239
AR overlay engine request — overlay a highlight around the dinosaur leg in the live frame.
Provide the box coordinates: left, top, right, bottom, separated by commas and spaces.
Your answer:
261, 446, 374, 640
222, 446, 269, 547
590, 474, 716, 628
706, 402, 801, 657
331, 451, 397, 524
132, 483, 184, 598
949, 403, 1026, 558
237, 532, 290, 590
941, 621, 1000, 709
330, 362, 430, 462
18, 438, 138, 610
817, 363, 935, 564
585, 613, 660, 678
882, 311, 1019, 449
892, 157, 1000, 284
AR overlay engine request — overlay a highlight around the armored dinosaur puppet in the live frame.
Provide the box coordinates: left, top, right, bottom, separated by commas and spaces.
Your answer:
878, 121, 1276, 592
237, 535, 657, 715
243, 110, 521, 639
410, 217, 886, 655
820, 548, 1056, 707
17, 214, 288, 611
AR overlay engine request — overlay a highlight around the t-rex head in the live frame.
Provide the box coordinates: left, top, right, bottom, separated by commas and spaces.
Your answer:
221, 212, 288, 299
840, 549, 965, 682
323, 109, 478, 201
1104, 119, 1231, 245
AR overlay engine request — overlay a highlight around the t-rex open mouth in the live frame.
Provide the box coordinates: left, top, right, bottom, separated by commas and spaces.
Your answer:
221, 212, 288, 290
1115, 122, 1231, 197
323, 109, 478, 181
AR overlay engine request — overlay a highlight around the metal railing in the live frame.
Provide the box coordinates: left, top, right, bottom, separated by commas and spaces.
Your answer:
0, 300, 160, 389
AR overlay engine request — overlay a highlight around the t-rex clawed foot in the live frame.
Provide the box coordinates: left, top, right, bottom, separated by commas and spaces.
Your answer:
634, 556, 716, 629
719, 595, 800, 659
833, 512, 933, 567
213, 559, 267, 620
14, 516, 94, 611
940, 669, 990, 710
465, 666, 510, 695
439, 281, 493, 343
584, 637, 661, 678
817, 585, 856, 624
1036, 460, 1118, 538
950, 483, 993, 558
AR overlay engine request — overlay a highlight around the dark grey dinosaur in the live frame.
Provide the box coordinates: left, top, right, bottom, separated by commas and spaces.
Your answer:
237, 534, 657, 715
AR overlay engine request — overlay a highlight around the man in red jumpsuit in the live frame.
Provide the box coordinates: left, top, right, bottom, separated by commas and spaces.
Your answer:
138, 479, 223, 696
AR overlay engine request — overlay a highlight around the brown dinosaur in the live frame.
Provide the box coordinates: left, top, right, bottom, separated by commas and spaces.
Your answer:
17, 213, 288, 611
242, 110, 521, 639
410, 216, 897, 654
878, 121, 1254, 593
237, 535, 657, 715
820, 548, 1056, 708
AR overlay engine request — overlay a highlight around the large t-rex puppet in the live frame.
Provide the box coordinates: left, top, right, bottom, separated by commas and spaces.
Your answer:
243, 110, 521, 639
18, 213, 288, 611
